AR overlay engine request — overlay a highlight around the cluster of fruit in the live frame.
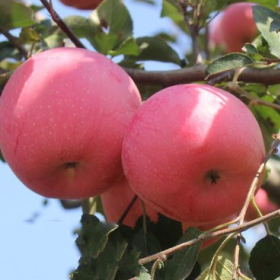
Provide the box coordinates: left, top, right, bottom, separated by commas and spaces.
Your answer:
0, 47, 267, 236
0, 1, 277, 250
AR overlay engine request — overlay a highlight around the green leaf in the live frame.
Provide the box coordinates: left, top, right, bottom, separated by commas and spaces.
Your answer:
160, 227, 202, 280
72, 214, 146, 280
76, 214, 118, 259
109, 37, 141, 56
133, 0, 155, 5
249, 235, 280, 280
252, 95, 280, 134
89, 0, 133, 53
126, 36, 182, 66
251, 0, 278, 10
253, 5, 280, 58
62, 16, 96, 39
242, 43, 259, 55
0, 0, 36, 30
0, 42, 21, 62
135, 267, 152, 280
93, 33, 119, 54
206, 53, 254, 77
270, 19, 280, 32
197, 256, 234, 280
19, 27, 40, 44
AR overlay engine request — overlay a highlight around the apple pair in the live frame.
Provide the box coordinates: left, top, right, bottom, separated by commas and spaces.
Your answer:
0, 47, 265, 229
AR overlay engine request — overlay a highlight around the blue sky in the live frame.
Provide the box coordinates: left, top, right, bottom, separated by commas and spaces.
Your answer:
0, 1, 267, 279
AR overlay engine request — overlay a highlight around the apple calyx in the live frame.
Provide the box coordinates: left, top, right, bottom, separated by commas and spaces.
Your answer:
206, 170, 221, 185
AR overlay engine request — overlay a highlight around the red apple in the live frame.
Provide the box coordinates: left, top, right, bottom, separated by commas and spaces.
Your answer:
58, 0, 102, 10
0, 47, 141, 199
122, 84, 265, 226
209, 16, 225, 49
101, 176, 158, 227
211, 2, 257, 52
246, 188, 278, 220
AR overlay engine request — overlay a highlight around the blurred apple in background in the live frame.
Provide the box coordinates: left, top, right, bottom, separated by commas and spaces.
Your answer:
0, 47, 141, 199
58, 0, 103, 10
246, 188, 278, 220
101, 176, 158, 227
210, 2, 257, 52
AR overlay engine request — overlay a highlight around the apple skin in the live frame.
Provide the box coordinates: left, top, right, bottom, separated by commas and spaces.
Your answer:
211, 3, 257, 52
122, 84, 265, 226
58, 0, 102, 10
246, 188, 278, 220
101, 176, 158, 227
0, 47, 141, 199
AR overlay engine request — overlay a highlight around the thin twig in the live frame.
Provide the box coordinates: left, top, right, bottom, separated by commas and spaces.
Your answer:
228, 82, 280, 111
117, 194, 138, 225
40, 0, 85, 48
139, 208, 280, 265
231, 133, 280, 278
0, 25, 28, 59
179, 0, 202, 64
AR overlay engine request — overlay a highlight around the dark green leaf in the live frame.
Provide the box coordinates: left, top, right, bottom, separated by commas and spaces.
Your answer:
160, 227, 202, 280
249, 235, 280, 280
242, 43, 259, 55
206, 53, 254, 77
253, 5, 280, 58
0, 148, 5, 162
270, 19, 280, 33
0, 42, 21, 62
126, 36, 182, 65
197, 256, 234, 280
0, 0, 36, 30
72, 214, 147, 280
76, 214, 118, 259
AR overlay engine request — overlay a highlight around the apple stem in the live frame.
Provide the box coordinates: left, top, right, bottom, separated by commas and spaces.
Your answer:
117, 194, 138, 225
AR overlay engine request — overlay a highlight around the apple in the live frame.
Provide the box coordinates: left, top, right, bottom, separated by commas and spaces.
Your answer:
122, 84, 265, 226
58, 0, 102, 10
210, 2, 257, 52
101, 176, 158, 227
209, 16, 225, 49
246, 188, 278, 220
0, 47, 141, 199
